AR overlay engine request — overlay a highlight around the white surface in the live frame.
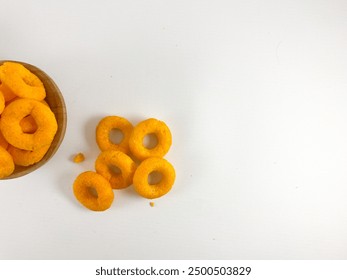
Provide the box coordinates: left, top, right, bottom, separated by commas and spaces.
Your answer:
0, 0, 347, 259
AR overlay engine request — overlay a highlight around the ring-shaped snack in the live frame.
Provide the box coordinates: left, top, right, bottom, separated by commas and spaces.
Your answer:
0, 98, 57, 151
8, 144, 50, 167
133, 157, 175, 199
0, 62, 46, 101
129, 118, 172, 160
96, 116, 133, 153
73, 171, 114, 211
0, 146, 15, 178
95, 150, 137, 189
7, 98, 48, 134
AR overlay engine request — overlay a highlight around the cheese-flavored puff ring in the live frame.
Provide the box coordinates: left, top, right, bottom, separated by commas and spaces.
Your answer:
0, 146, 15, 178
96, 116, 133, 153
0, 98, 57, 151
129, 118, 172, 160
8, 144, 50, 166
133, 157, 176, 199
6, 98, 48, 134
73, 171, 114, 211
0, 62, 46, 100
95, 150, 137, 189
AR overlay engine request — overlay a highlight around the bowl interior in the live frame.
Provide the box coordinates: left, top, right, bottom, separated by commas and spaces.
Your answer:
0, 60, 67, 179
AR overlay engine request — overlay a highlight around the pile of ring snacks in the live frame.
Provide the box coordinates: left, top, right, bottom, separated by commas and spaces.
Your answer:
73, 116, 175, 211
0, 62, 57, 178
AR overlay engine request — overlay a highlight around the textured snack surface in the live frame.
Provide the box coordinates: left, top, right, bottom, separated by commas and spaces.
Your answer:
1, 98, 57, 151
0, 62, 46, 100
8, 144, 50, 166
96, 116, 133, 153
133, 157, 176, 199
73, 171, 114, 211
129, 118, 172, 160
95, 150, 137, 189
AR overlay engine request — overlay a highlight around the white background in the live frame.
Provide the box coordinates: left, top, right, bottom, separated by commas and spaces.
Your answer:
0, 0, 346, 259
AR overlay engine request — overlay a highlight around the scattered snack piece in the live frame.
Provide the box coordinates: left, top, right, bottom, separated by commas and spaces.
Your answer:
96, 116, 133, 153
73, 152, 85, 163
0, 145, 15, 178
149, 202, 155, 207
133, 157, 175, 199
95, 150, 137, 189
129, 118, 172, 160
1, 98, 57, 151
73, 171, 114, 211
0, 62, 46, 100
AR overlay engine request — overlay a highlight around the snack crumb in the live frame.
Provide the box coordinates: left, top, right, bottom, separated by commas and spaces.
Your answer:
73, 153, 85, 163
149, 202, 155, 207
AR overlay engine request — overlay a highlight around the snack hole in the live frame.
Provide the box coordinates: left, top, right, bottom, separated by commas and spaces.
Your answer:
143, 133, 158, 149
109, 128, 124, 144
109, 164, 121, 175
87, 187, 98, 198
20, 115, 38, 134
148, 171, 163, 185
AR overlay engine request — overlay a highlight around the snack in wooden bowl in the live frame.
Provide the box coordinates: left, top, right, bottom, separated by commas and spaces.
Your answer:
0, 60, 67, 179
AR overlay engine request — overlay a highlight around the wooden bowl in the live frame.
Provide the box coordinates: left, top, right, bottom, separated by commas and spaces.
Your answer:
0, 60, 67, 179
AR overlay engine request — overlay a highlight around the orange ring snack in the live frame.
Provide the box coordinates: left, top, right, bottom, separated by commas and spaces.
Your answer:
129, 118, 172, 160
9, 98, 48, 133
8, 144, 50, 167
73, 171, 114, 211
133, 157, 175, 199
96, 116, 133, 153
95, 150, 137, 189
0, 98, 57, 151
0, 62, 46, 101
0, 146, 15, 178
